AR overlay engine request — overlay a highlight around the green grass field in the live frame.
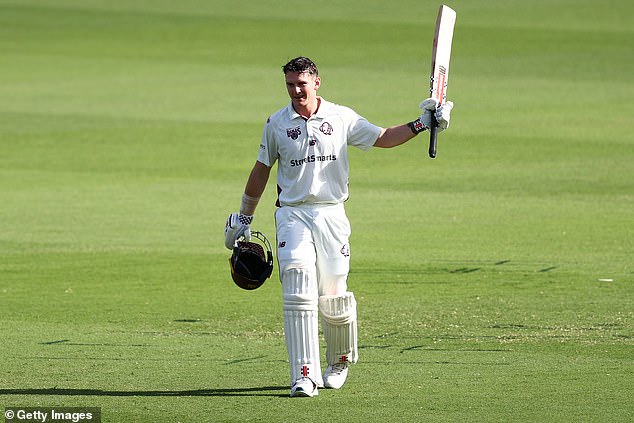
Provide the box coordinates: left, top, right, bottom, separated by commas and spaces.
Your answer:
1, 0, 633, 421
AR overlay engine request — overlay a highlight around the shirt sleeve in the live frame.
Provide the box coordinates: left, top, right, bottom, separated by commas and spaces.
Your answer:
345, 108, 383, 151
257, 116, 278, 166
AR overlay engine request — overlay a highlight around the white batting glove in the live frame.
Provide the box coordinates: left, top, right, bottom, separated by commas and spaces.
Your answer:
420, 98, 438, 111
408, 98, 437, 134
418, 98, 438, 129
224, 212, 252, 249
435, 101, 454, 131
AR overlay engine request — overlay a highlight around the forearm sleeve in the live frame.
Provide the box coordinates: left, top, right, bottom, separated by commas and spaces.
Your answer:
240, 193, 260, 216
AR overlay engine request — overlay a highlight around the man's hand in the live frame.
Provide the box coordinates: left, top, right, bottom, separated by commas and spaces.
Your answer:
417, 98, 437, 130
435, 101, 453, 131
224, 212, 252, 249
418, 98, 454, 133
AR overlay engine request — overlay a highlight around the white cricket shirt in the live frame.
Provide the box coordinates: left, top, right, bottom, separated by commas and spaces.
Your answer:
257, 97, 382, 207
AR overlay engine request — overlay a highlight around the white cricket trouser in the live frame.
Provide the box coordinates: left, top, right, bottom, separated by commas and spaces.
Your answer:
276, 203, 354, 386
275, 203, 351, 295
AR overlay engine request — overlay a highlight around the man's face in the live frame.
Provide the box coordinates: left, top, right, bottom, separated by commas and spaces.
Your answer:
285, 71, 320, 110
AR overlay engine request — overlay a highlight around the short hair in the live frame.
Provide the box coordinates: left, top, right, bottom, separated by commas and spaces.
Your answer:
282, 57, 319, 76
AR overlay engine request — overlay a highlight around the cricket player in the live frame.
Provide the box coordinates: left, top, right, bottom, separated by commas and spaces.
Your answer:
225, 57, 453, 397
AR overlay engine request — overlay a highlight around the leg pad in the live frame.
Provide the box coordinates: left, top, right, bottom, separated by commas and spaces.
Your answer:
282, 268, 322, 386
319, 292, 358, 365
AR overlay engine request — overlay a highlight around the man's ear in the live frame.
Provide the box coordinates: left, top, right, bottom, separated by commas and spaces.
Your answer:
314, 76, 321, 90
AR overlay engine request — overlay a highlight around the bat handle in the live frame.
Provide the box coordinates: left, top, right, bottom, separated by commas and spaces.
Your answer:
428, 114, 438, 158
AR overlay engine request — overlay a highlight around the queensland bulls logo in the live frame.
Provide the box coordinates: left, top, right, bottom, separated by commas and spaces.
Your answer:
319, 122, 333, 135
286, 126, 302, 140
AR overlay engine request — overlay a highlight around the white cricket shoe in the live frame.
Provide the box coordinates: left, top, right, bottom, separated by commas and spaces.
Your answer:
323, 362, 349, 389
290, 377, 318, 397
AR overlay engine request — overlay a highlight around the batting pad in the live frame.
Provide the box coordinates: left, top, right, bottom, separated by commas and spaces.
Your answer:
282, 268, 323, 387
319, 292, 358, 365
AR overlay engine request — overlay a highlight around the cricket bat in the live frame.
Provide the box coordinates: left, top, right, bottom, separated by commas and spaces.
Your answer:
428, 4, 456, 159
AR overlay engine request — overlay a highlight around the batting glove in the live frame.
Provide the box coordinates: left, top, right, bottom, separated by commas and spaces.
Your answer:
408, 98, 437, 134
435, 101, 454, 131
224, 212, 252, 249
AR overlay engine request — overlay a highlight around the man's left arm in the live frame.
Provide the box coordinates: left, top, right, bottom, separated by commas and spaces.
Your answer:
373, 99, 453, 149
374, 124, 417, 148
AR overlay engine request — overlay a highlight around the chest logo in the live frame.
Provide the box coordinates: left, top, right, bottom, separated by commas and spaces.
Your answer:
319, 122, 333, 135
286, 126, 302, 140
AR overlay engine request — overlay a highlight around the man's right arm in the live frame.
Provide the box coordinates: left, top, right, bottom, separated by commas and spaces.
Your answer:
224, 160, 272, 249
241, 160, 272, 216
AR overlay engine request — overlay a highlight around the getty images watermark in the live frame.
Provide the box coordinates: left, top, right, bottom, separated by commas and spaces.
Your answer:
4, 407, 101, 423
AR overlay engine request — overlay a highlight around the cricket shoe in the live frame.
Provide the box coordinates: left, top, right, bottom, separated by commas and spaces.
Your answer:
323, 362, 349, 389
290, 377, 319, 398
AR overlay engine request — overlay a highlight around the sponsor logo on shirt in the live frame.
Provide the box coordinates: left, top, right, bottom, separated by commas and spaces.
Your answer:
286, 126, 302, 140
290, 154, 337, 167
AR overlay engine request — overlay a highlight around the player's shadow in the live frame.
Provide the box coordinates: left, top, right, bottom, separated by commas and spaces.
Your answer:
0, 386, 288, 398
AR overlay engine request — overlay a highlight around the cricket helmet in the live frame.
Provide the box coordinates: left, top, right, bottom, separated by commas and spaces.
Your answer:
229, 231, 274, 290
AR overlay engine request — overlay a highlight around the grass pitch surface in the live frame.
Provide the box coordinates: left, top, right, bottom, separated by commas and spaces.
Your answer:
1, 1, 633, 422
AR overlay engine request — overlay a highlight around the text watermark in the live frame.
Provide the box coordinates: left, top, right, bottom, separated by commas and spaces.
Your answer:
4, 408, 101, 423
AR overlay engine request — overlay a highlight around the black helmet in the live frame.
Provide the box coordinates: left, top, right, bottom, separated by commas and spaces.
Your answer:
229, 231, 274, 290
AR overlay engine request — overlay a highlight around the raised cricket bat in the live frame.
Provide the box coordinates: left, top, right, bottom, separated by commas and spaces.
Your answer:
428, 5, 456, 158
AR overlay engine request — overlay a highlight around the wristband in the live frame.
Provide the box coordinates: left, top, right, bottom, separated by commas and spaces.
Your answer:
407, 117, 428, 134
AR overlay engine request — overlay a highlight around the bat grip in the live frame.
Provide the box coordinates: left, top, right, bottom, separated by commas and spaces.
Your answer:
428, 114, 438, 158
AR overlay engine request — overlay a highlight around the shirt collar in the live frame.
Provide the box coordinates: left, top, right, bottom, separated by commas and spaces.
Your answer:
287, 97, 329, 121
